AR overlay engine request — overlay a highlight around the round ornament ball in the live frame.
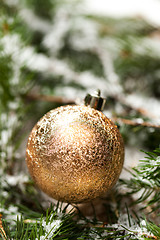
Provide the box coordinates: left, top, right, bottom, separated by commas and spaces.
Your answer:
26, 92, 124, 203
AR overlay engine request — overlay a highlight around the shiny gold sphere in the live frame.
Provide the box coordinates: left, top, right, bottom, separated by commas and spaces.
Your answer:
26, 105, 124, 203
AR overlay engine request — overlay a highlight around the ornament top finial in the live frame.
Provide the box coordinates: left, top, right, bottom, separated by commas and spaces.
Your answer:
84, 89, 106, 111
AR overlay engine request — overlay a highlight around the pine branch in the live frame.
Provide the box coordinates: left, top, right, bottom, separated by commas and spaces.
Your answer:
26, 93, 75, 104
26, 92, 160, 129
120, 148, 160, 213
2, 203, 160, 240
113, 117, 160, 129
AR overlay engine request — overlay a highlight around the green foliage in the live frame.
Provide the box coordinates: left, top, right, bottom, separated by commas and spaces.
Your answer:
1, 203, 160, 239
0, 0, 160, 239
120, 148, 160, 213
146, 221, 160, 239
59, 46, 105, 77
88, 16, 155, 38
2, 204, 83, 239
24, 0, 55, 20
0, 54, 13, 109
0, 1, 32, 42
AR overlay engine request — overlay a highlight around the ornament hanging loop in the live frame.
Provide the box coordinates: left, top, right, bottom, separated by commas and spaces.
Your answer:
84, 89, 106, 111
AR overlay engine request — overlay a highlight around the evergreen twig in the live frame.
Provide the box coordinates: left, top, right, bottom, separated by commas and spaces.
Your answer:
113, 117, 160, 129
26, 93, 160, 128
120, 148, 160, 213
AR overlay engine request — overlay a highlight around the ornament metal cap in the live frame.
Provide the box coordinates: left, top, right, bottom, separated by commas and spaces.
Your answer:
84, 89, 106, 111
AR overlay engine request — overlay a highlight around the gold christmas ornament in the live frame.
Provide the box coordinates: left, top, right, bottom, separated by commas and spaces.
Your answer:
26, 90, 124, 203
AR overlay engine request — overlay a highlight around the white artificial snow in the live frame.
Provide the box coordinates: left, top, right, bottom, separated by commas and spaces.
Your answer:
70, 17, 99, 51
89, 227, 101, 240
8, 206, 19, 214
1, 191, 9, 198
97, 50, 123, 94
43, 9, 71, 55
1, 130, 10, 146
1, 34, 49, 72
36, 236, 46, 240
5, 0, 19, 6
35, 218, 62, 240
137, 220, 154, 239
8, 101, 19, 110
42, 219, 61, 238
107, 214, 154, 239
54, 86, 86, 101
0, 34, 71, 77
133, 37, 160, 58
124, 93, 160, 122
1, 34, 21, 59
0, 113, 19, 153
0, 171, 29, 196
5, 174, 29, 187
0, 205, 21, 223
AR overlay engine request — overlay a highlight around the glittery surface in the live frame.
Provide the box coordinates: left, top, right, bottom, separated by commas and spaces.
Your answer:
26, 105, 124, 203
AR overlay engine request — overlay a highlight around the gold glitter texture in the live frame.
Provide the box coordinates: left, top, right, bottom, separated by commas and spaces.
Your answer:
26, 105, 124, 203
